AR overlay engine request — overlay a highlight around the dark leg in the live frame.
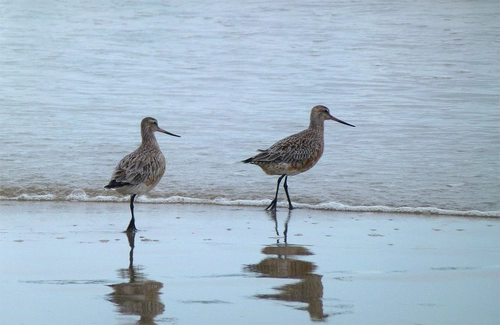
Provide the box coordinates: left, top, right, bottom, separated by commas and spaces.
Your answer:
126, 194, 137, 232
266, 175, 286, 210
283, 175, 294, 210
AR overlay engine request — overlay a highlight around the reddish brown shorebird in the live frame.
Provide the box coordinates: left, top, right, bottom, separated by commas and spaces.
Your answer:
242, 105, 355, 210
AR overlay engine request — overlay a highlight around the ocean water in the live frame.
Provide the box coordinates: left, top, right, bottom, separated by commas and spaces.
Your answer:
1, 0, 499, 216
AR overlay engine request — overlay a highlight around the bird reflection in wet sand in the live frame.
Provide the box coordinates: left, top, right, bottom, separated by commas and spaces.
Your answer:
107, 232, 165, 325
243, 211, 328, 321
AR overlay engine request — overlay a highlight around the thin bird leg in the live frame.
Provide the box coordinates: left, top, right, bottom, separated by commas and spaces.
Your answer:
126, 194, 138, 232
266, 175, 286, 210
283, 175, 294, 210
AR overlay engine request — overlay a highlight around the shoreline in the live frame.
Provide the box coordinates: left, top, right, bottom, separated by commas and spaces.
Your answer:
1, 196, 498, 218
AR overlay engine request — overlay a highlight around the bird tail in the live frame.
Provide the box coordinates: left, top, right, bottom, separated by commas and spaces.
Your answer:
104, 180, 131, 189
241, 157, 253, 163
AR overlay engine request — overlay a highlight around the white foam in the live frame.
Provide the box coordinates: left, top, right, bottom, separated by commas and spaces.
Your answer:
297, 202, 500, 218
1, 192, 498, 218
66, 189, 88, 201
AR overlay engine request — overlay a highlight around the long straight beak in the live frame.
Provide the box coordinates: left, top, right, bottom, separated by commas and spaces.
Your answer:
330, 115, 355, 127
158, 128, 181, 137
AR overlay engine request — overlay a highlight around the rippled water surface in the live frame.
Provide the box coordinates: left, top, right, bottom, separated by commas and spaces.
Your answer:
1, 0, 499, 215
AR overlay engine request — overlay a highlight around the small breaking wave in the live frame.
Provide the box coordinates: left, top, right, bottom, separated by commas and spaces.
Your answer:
1, 189, 498, 218
302, 202, 499, 218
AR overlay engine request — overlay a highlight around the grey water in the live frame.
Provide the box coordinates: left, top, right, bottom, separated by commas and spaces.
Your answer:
1, 0, 499, 215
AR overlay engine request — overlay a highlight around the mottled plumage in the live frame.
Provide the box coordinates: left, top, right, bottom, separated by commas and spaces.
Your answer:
243, 105, 355, 210
105, 117, 180, 232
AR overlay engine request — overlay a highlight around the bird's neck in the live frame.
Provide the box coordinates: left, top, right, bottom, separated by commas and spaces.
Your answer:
141, 130, 160, 149
309, 119, 325, 132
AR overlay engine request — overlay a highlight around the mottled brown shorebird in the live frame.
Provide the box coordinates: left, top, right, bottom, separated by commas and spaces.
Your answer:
242, 105, 354, 210
105, 117, 180, 232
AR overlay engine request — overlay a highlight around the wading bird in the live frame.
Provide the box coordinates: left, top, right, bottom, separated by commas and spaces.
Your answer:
105, 117, 180, 232
242, 105, 354, 210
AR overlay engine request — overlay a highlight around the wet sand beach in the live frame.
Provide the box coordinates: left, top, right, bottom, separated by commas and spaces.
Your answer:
0, 201, 499, 325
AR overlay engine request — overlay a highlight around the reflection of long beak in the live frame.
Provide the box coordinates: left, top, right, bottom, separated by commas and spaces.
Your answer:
330, 115, 355, 127
158, 128, 181, 137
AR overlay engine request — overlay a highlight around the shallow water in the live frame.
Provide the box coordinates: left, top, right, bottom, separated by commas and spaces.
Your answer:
0, 0, 499, 216
1, 202, 499, 325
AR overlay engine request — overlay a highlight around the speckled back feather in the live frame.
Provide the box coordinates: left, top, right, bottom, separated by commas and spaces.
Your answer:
243, 105, 334, 176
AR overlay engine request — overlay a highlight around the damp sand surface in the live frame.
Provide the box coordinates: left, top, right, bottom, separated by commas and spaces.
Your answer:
0, 201, 499, 325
